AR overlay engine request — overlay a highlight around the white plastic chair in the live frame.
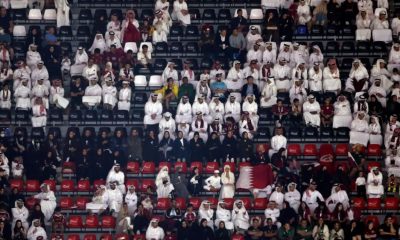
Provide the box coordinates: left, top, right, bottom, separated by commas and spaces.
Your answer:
124, 42, 138, 53
149, 75, 163, 88
234, 9, 248, 19
374, 8, 387, 17
10, 0, 28, 9
134, 75, 147, 87
249, 9, 264, 20
43, 9, 57, 21
139, 42, 153, 53
356, 29, 372, 41
13, 25, 26, 37
28, 9, 42, 20
372, 29, 393, 43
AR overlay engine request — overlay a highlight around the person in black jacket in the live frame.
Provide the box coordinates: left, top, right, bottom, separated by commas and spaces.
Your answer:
222, 130, 238, 160
142, 130, 159, 163
241, 76, 260, 101
163, 199, 182, 231
214, 27, 230, 59
189, 132, 206, 162
195, 219, 215, 240
188, 167, 203, 196
173, 131, 191, 162
238, 132, 254, 161
215, 221, 230, 240
206, 132, 223, 162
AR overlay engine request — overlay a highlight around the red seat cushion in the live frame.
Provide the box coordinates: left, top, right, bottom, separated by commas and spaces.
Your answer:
25, 197, 39, 210
156, 198, 171, 210
222, 198, 234, 210
287, 144, 301, 156
190, 161, 203, 173
77, 180, 90, 192
60, 197, 73, 210
174, 162, 187, 173
126, 161, 140, 173
100, 234, 113, 240
253, 198, 268, 210
68, 216, 83, 228
61, 180, 75, 192
43, 179, 56, 191
140, 179, 155, 192
385, 197, 399, 210
67, 234, 80, 240
240, 197, 252, 210
367, 144, 382, 156
189, 197, 201, 209
101, 216, 116, 228
85, 215, 99, 228
206, 197, 218, 208
26, 180, 40, 192
76, 197, 90, 210
319, 144, 334, 156
10, 179, 24, 191
142, 162, 155, 174
367, 198, 381, 210
158, 162, 172, 172
62, 162, 76, 173
303, 144, 318, 156
83, 234, 96, 240
125, 179, 139, 190
205, 162, 219, 174
114, 234, 129, 240
175, 197, 186, 209
352, 197, 366, 209
367, 162, 381, 172
232, 234, 245, 240
335, 144, 349, 156
364, 215, 380, 227
133, 234, 146, 240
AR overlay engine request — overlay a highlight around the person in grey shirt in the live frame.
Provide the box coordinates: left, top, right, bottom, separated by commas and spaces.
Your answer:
229, 27, 247, 62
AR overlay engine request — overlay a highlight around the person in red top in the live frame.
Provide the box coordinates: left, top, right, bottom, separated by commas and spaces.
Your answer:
104, 45, 125, 69
121, 10, 141, 43
51, 207, 65, 234
320, 97, 334, 127
91, 48, 104, 68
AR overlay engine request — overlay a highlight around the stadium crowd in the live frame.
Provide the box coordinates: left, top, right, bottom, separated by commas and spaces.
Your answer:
0, 0, 399, 239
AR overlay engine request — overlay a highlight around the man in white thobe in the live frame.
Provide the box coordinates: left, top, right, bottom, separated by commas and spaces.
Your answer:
263, 42, 277, 65
224, 95, 241, 122
175, 96, 192, 124
125, 185, 138, 216
323, 60, 341, 95
146, 219, 165, 240
269, 127, 287, 158
370, 11, 389, 30
82, 59, 99, 82
350, 111, 370, 146
31, 78, 49, 109
264, 201, 281, 226
297, 0, 311, 25
106, 164, 126, 194
192, 95, 212, 124
30, 61, 49, 87
49, 79, 65, 107
303, 94, 321, 127
273, 58, 291, 92
243, 60, 261, 87
71, 47, 88, 75
189, 112, 209, 142
106, 182, 123, 216
242, 94, 259, 125
389, 43, 400, 64
326, 184, 350, 212
83, 78, 102, 108
26, 44, 42, 70
27, 219, 47, 240
33, 183, 57, 222
277, 43, 292, 64
12, 199, 29, 230
333, 95, 352, 129
31, 97, 47, 127
284, 183, 301, 212
158, 112, 176, 141
144, 93, 163, 126
260, 77, 278, 108
247, 43, 263, 64
117, 81, 131, 111
226, 61, 245, 102
14, 79, 31, 109
55, 0, 70, 28
302, 181, 324, 214
13, 61, 31, 90
172, 0, 190, 26
106, 32, 123, 50
368, 78, 387, 107
246, 26, 262, 51
308, 62, 323, 95
204, 170, 222, 191
290, 43, 309, 68
209, 97, 225, 122
153, 9, 171, 36
102, 79, 117, 110
367, 167, 384, 198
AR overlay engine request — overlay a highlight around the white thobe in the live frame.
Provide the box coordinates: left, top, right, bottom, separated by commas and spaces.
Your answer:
392, 18, 400, 36
346, 67, 369, 92
204, 176, 221, 191
125, 192, 138, 216
264, 208, 280, 224
12, 206, 29, 230
27, 226, 47, 240
161, 69, 179, 83
49, 86, 65, 105
243, 67, 260, 86
82, 65, 98, 81
175, 102, 192, 123
190, 120, 208, 141
284, 190, 301, 212
367, 172, 384, 198
303, 101, 321, 126
106, 188, 123, 213
246, 33, 262, 51
0, 90, 11, 109
146, 226, 165, 240
309, 53, 323, 68
273, 65, 291, 91
118, 87, 131, 111
369, 123, 382, 145
14, 85, 31, 109
192, 102, 212, 123
333, 101, 352, 128
210, 69, 226, 81
172, 0, 190, 25
106, 171, 126, 194
263, 50, 277, 64
269, 135, 287, 157
260, 83, 277, 108
178, 124, 190, 140
83, 85, 102, 106
55, 0, 70, 28
242, 101, 259, 125
144, 101, 163, 125
31, 84, 49, 108
153, 15, 171, 35
368, 85, 387, 107
158, 118, 176, 140
33, 191, 56, 221
106, 21, 122, 38
106, 37, 123, 49
302, 190, 324, 213
277, 51, 291, 64
239, 119, 257, 139
357, 17, 372, 29
26, 51, 41, 70
152, 30, 168, 44
269, 191, 285, 209
350, 118, 369, 146
86, 194, 108, 214
31, 105, 47, 127
297, 5, 311, 25
199, 208, 214, 228
290, 50, 308, 68
220, 174, 235, 199
224, 101, 241, 122
232, 208, 249, 230
326, 190, 349, 212
247, 49, 263, 64
322, 68, 341, 92
209, 102, 225, 121
156, 182, 174, 198
308, 68, 323, 92
370, 19, 389, 30
31, 68, 49, 87
215, 208, 234, 230
102, 85, 117, 108
289, 86, 307, 104
13, 67, 31, 89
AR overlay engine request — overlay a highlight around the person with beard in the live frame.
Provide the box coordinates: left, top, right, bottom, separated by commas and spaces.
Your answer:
143, 130, 159, 163
41, 150, 57, 181
279, 201, 298, 226
189, 132, 206, 162
206, 132, 223, 162
222, 130, 238, 162
127, 128, 142, 161
238, 132, 254, 162
315, 165, 332, 198
63, 129, 80, 162
76, 147, 92, 181
24, 139, 45, 180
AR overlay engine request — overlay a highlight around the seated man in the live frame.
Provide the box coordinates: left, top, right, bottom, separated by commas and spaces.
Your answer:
303, 94, 321, 127
83, 78, 102, 108
135, 44, 153, 74
272, 99, 289, 125
204, 170, 221, 191
210, 73, 227, 101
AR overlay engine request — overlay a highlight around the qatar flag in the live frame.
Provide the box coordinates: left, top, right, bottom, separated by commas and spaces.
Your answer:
236, 164, 274, 190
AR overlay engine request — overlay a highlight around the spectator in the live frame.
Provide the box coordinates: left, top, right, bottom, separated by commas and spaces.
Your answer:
232, 200, 250, 233
106, 31, 123, 49
341, 0, 358, 26
172, 0, 191, 26
312, 1, 328, 27
204, 170, 221, 191
146, 218, 165, 240
279, 11, 294, 42
121, 10, 141, 43
27, 219, 46, 240
188, 167, 202, 196
356, 10, 372, 29
246, 26, 262, 51
229, 9, 248, 32
320, 98, 334, 127
370, 10, 389, 30
55, 0, 70, 28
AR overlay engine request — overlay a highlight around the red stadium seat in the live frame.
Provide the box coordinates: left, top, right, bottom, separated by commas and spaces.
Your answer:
367, 162, 381, 172
287, 144, 302, 156
142, 162, 156, 174
319, 144, 334, 156
174, 162, 187, 173
26, 180, 40, 192
335, 144, 349, 156
385, 197, 399, 210
62, 162, 76, 174
364, 215, 380, 227
190, 161, 203, 173
240, 197, 252, 210
93, 179, 106, 189
175, 197, 187, 209
10, 179, 24, 191
125, 179, 139, 189
100, 234, 113, 240
156, 198, 171, 210
85, 215, 99, 228
67, 234, 80, 240
83, 234, 96, 240
232, 234, 245, 240
205, 162, 219, 174
352, 197, 366, 209
68, 215, 83, 228
223, 162, 236, 173
51, 234, 64, 240
25, 197, 39, 210
206, 197, 218, 208
367, 144, 382, 156
189, 197, 201, 209
43, 179, 56, 191
223, 198, 234, 210
158, 162, 172, 171
61, 180, 75, 192
238, 162, 251, 170
253, 198, 268, 210
140, 179, 155, 192
126, 161, 140, 173
114, 234, 129, 240
367, 198, 381, 210
76, 197, 90, 210
60, 197, 73, 210
77, 180, 91, 192
101, 216, 116, 228
303, 144, 318, 156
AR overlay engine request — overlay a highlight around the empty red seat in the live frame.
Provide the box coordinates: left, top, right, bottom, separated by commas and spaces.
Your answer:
253, 198, 268, 210
61, 180, 75, 192
100, 234, 113, 240
62, 162, 76, 174
26, 180, 40, 192
114, 234, 129, 240
367, 198, 381, 210
232, 234, 245, 240
83, 234, 96, 240
101, 216, 116, 228
385, 197, 399, 210
256, 143, 269, 154
190, 161, 203, 173
125, 179, 139, 189
126, 161, 140, 173
43, 179, 56, 191
223, 198, 234, 210
205, 162, 219, 174
25, 197, 38, 209
174, 162, 187, 173
223, 162, 236, 173
175, 197, 186, 209
77, 180, 90, 192
240, 197, 252, 210
60, 197, 73, 210
335, 144, 349, 156
68, 215, 83, 228
189, 197, 201, 209
287, 144, 301, 156
76, 197, 90, 210
303, 144, 318, 156
319, 144, 334, 156
367, 144, 382, 156
206, 197, 218, 208
352, 197, 366, 209
85, 215, 99, 228
10, 179, 24, 191
67, 234, 80, 240
158, 162, 172, 171
142, 162, 155, 174
93, 179, 106, 189
367, 162, 381, 172
156, 198, 171, 210
140, 179, 155, 192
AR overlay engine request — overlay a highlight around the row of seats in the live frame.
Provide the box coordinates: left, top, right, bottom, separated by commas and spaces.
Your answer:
50, 233, 132, 240
352, 197, 400, 211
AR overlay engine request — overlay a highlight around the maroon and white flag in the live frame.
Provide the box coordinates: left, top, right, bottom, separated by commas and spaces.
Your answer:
236, 164, 274, 190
